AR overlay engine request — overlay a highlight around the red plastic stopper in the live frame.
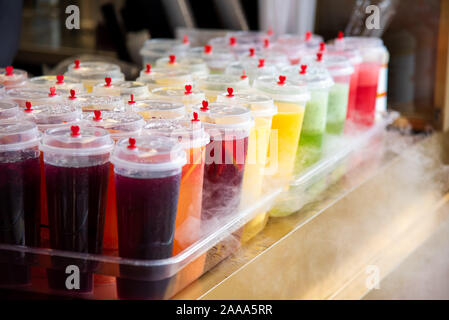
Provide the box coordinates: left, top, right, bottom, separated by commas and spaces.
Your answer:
316, 52, 323, 62
201, 100, 209, 111
249, 48, 255, 57
128, 94, 136, 105
241, 70, 248, 80
49, 86, 57, 97
305, 31, 312, 41
69, 89, 77, 100
267, 27, 274, 36
145, 64, 151, 74
263, 38, 269, 49
93, 110, 102, 121
5, 66, 13, 76
338, 31, 344, 40
74, 60, 80, 69
300, 65, 307, 75
319, 42, 326, 52
70, 125, 80, 137
277, 75, 286, 85
258, 59, 265, 68
127, 137, 137, 149
56, 74, 64, 84
104, 77, 112, 87
184, 84, 192, 95
226, 87, 234, 97
204, 45, 212, 54
25, 101, 33, 112
169, 55, 176, 64
183, 35, 189, 44
229, 37, 236, 46
192, 112, 200, 122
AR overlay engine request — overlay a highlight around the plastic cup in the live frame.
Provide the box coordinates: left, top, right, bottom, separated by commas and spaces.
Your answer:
136, 66, 194, 91
131, 99, 186, 120
0, 121, 41, 286
196, 74, 250, 102
0, 100, 20, 120
139, 38, 189, 66
208, 36, 255, 57
82, 111, 145, 251
201, 46, 235, 74
253, 75, 310, 188
225, 59, 277, 84
0, 66, 27, 89
150, 86, 205, 112
40, 125, 114, 293
192, 102, 253, 222
67, 94, 125, 113
112, 135, 186, 299
65, 60, 125, 93
155, 55, 209, 79
6, 87, 62, 107
27, 75, 85, 94
217, 92, 277, 241
0, 84, 5, 96
92, 80, 151, 101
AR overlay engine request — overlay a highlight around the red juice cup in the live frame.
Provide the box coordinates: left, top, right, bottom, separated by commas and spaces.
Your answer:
0, 121, 41, 286
112, 136, 186, 299
40, 125, 114, 293
192, 102, 253, 223
0, 66, 27, 89
82, 111, 145, 250
0, 100, 20, 120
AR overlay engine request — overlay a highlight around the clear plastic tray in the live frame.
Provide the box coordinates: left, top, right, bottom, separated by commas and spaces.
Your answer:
0, 112, 397, 299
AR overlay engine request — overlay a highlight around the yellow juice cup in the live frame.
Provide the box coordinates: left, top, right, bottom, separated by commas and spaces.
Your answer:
217, 92, 277, 241
130, 99, 186, 120
150, 86, 205, 112
197, 74, 250, 102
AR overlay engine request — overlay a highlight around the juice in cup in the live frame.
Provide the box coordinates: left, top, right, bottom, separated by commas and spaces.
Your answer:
217, 92, 277, 241
156, 55, 209, 79
131, 99, 186, 120
21, 102, 82, 242
0, 66, 27, 89
136, 65, 194, 91
139, 38, 189, 66
225, 58, 277, 85
41, 125, 114, 293
92, 79, 151, 101
65, 60, 125, 92
253, 75, 310, 188
112, 136, 186, 300
67, 93, 125, 113
0, 100, 20, 120
192, 102, 253, 222
0, 121, 41, 286
150, 85, 205, 112
196, 74, 250, 102
6, 87, 62, 107
27, 75, 85, 94
82, 111, 145, 250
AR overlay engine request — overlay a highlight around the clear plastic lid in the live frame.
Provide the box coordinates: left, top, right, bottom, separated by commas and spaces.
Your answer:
27, 75, 85, 93
0, 84, 5, 96
65, 60, 124, 81
191, 101, 253, 140
196, 74, 250, 92
208, 36, 255, 56
137, 66, 194, 90
40, 125, 114, 157
326, 43, 363, 65
253, 75, 311, 102
142, 116, 210, 149
21, 102, 81, 132
302, 53, 354, 77
82, 110, 145, 140
281, 63, 334, 90
225, 59, 277, 82
226, 30, 275, 45
151, 86, 205, 107
0, 100, 20, 120
6, 87, 62, 107
67, 94, 125, 112
217, 91, 277, 118
201, 46, 235, 70
92, 79, 150, 99
0, 120, 40, 152
131, 99, 186, 119
277, 32, 323, 49
0, 66, 28, 89
156, 55, 209, 78
334, 36, 386, 63
139, 38, 189, 58
111, 135, 186, 176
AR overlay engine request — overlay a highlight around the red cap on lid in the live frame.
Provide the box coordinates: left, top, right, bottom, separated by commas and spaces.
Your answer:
258, 59, 265, 68
263, 38, 269, 49
183, 35, 189, 44
127, 137, 137, 149
128, 94, 136, 105
337, 31, 344, 40
300, 65, 307, 75
192, 112, 200, 122
70, 125, 80, 137
49, 86, 57, 97
305, 31, 312, 41
277, 75, 286, 85
145, 64, 151, 74
184, 84, 192, 95
201, 100, 209, 111
229, 37, 236, 46
241, 70, 248, 80
56, 74, 64, 84
319, 42, 326, 52
74, 60, 80, 69
93, 110, 102, 121
204, 45, 212, 54
25, 101, 33, 112
249, 48, 255, 57
226, 87, 234, 97
5, 66, 13, 76
104, 77, 112, 87
316, 52, 323, 62
267, 27, 274, 36
169, 55, 176, 64
69, 89, 77, 100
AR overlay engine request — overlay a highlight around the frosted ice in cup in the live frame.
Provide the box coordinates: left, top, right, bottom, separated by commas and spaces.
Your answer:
131, 99, 186, 120
6, 87, 62, 107
0, 121, 41, 286
156, 55, 209, 79
65, 60, 125, 92
40, 125, 114, 293
196, 74, 250, 102
0, 66, 27, 89
92, 79, 151, 100
82, 110, 145, 250
150, 85, 205, 112
253, 75, 310, 189
136, 65, 194, 91
67, 93, 125, 113
112, 135, 186, 299
192, 102, 253, 222
225, 58, 277, 84
0, 100, 20, 120
139, 38, 189, 66
217, 92, 277, 241
27, 75, 85, 94
142, 117, 209, 256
